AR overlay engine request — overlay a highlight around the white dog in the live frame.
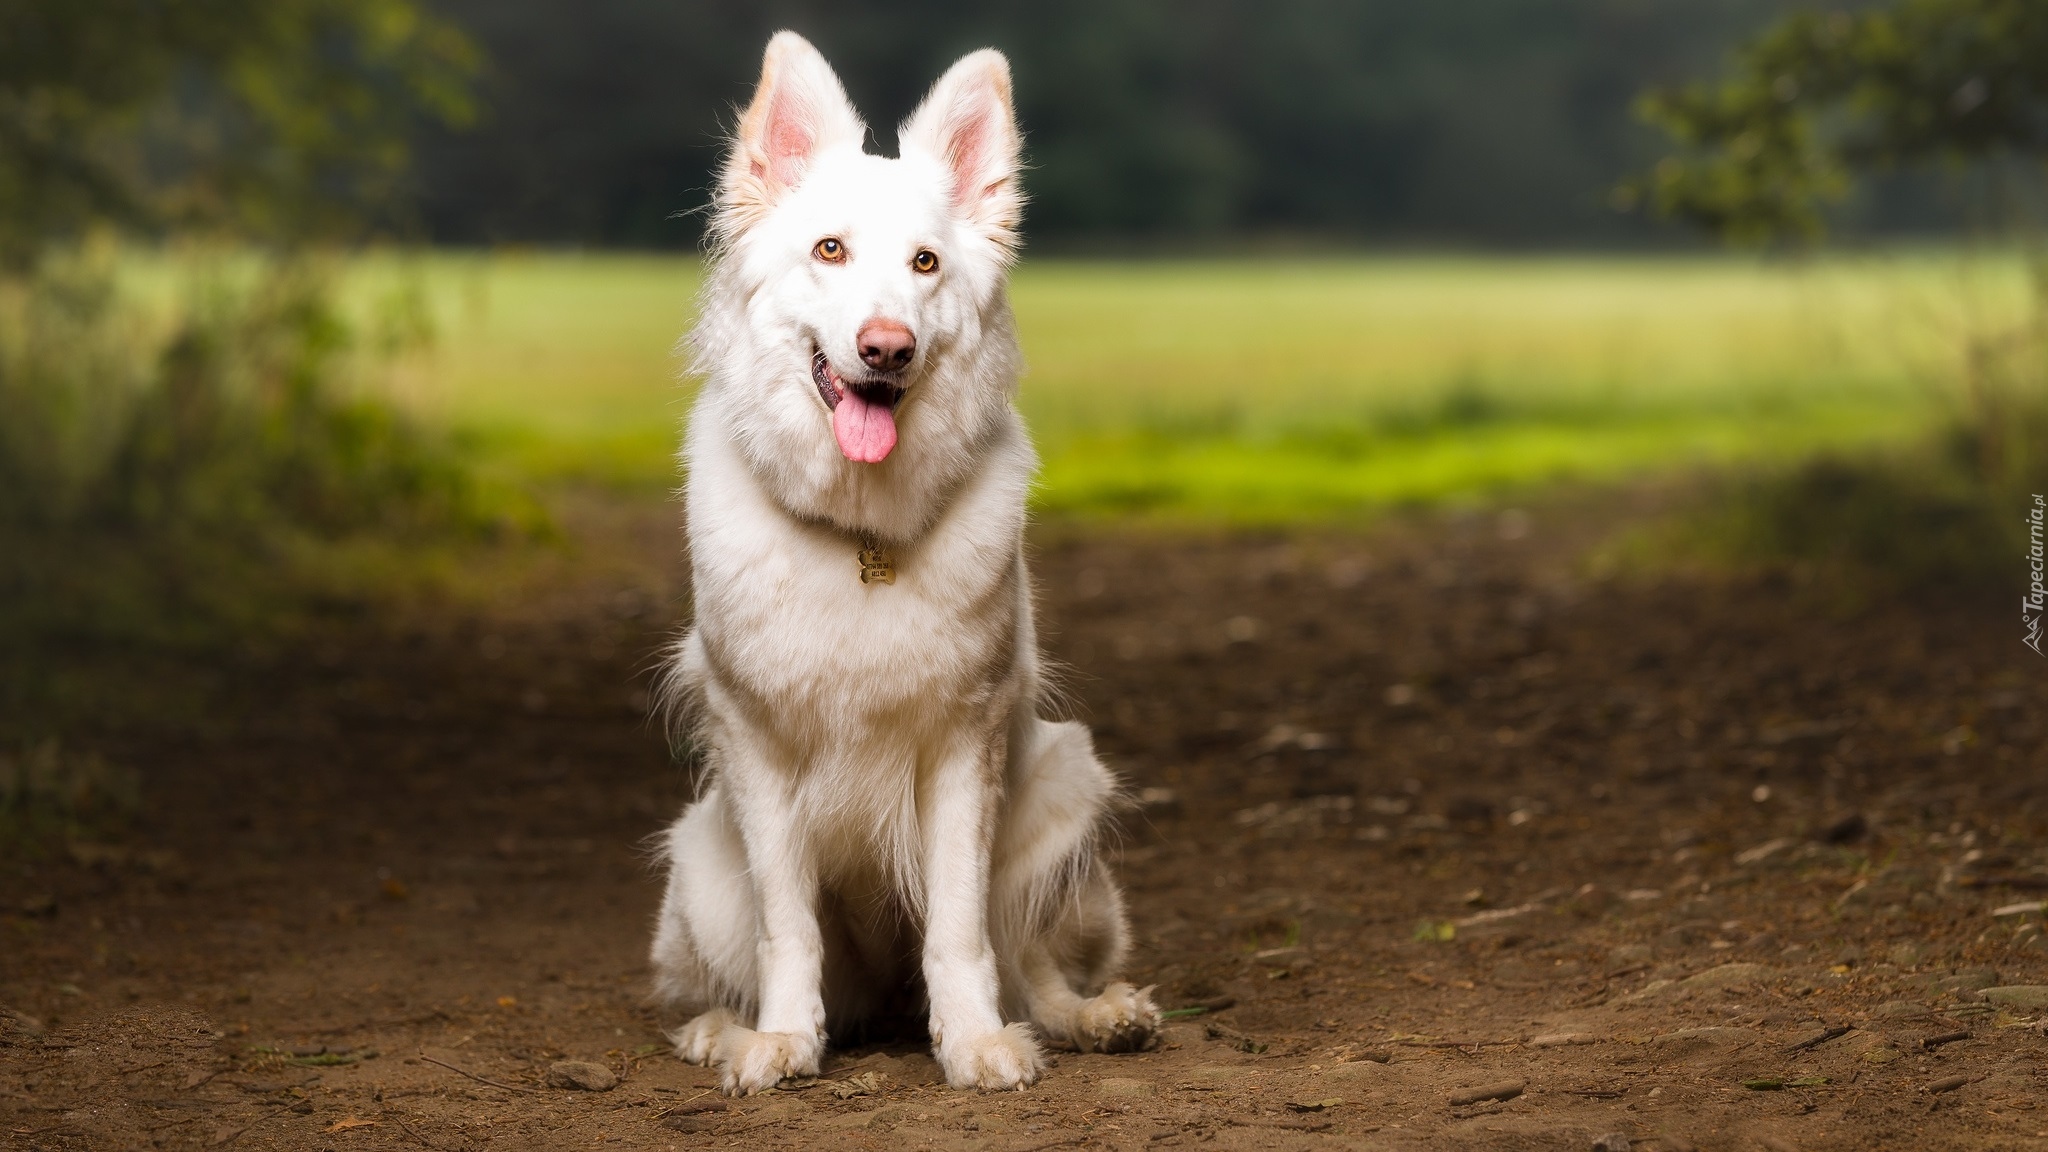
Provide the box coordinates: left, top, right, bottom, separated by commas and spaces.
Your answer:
648, 32, 1159, 1095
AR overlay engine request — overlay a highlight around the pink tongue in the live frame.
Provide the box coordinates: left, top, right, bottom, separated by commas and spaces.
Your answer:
832, 391, 897, 463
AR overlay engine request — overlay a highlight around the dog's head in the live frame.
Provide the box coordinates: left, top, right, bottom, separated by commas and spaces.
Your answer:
695, 32, 1024, 492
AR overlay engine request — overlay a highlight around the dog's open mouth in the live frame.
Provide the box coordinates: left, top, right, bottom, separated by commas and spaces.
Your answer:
813, 349, 904, 464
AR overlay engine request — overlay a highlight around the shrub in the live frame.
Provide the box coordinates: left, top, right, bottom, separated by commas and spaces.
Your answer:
0, 246, 523, 669
1700, 258, 2047, 596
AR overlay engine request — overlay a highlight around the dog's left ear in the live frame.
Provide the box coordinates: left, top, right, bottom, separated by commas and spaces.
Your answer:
900, 50, 1023, 254
717, 32, 866, 237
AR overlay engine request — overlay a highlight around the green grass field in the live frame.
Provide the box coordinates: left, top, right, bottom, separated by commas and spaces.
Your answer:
350, 250, 2027, 520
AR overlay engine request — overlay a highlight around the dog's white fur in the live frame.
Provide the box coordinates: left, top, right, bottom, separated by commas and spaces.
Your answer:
649, 32, 1158, 1095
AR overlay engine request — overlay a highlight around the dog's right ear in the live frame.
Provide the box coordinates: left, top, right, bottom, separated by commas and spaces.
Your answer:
717, 32, 865, 235
900, 50, 1023, 257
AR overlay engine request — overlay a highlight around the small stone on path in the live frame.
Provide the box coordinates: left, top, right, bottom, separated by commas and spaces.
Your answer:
1817, 812, 1868, 843
1622, 979, 1676, 1003
1530, 1032, 1601, 1048
1931, 968, 1999, 994
1449, 1080, 1524, 1106
1980, 986, 2048, 1009
545, 1060, 616, 1092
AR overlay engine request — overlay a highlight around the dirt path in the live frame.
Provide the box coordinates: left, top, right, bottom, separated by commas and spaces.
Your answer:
4, 493, 2045, 1151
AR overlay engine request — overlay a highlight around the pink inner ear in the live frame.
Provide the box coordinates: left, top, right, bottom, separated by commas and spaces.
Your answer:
764, 89, 816, 190
948, 103, 991, 211
951, 124, 986, 209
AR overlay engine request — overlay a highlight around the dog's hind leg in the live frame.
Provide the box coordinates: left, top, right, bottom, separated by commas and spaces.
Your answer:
651, 785, 762, 1063
1011, 873, 1159, 1052
994, 720, 1160, 1054
670, 1007, 739, 1065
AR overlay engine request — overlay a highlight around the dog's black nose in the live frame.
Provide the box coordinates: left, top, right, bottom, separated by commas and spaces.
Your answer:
857, 319, 916, 371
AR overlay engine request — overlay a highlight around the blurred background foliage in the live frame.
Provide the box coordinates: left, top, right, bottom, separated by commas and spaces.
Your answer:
1636, 0, 2046, 243
0, 244, 540, 758
0, 0, 500, 763
1631, 0, 2048, 595
1, 0, 2046, 788
1, 248, 511, 642
411, 0, 1979, 249
0, 0, 477, 264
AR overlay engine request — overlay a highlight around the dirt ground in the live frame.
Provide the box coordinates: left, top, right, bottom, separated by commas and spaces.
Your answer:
4, 490, 2046, 1151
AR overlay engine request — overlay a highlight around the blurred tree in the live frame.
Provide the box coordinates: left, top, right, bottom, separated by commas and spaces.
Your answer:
1638, 0, 2048, 595
1635, 0, 2048, 242
0, 0, 478, 264
411, 0, 1811, 248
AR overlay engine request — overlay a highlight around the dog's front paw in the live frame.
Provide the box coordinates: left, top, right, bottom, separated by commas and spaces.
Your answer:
937, 1022, 1043, 1091
668, 1007, 738, 1065
1071, 982, 1161, 1054
714, 1025, 821, 1096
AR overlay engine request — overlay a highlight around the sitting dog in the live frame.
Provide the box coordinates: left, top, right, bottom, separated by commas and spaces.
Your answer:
649, 31, 1159, 1094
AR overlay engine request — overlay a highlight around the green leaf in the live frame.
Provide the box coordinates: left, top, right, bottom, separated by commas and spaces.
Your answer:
1412, 919, 1456, 943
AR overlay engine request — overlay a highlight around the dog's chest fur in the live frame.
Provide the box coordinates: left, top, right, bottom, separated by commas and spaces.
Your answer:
683, 404, 1038, 778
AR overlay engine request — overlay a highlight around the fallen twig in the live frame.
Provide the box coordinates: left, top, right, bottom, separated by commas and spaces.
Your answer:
1224, 1116, 1335, 1132
651, 1091, 727, 1121
1449, 1081, 1525, 1107
1957, 874, 2048, 890
1785, 1026, 1851, 1052
417, 1054, 538, 1094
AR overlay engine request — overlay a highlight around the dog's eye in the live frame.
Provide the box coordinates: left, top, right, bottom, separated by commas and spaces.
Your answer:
814, 238, 847, 264
912, 249, 940, 275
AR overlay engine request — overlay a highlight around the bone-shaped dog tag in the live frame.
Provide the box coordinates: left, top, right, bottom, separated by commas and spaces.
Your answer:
858, 546, 895, 585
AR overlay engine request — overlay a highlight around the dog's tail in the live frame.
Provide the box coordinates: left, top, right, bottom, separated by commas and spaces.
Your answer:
653, 627, 714, 790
